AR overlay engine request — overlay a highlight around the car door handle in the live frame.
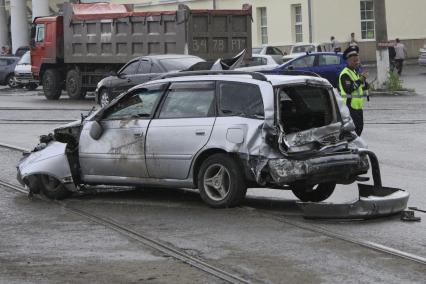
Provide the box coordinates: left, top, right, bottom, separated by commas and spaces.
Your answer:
195, 130, 206, 136
127, 78, 131, 83
134, 133, 144, 138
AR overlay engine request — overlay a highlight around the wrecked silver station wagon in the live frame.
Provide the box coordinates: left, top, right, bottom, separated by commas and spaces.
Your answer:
17, 71, 408, 214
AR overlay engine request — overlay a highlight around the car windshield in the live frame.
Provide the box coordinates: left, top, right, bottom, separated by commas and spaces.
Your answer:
18, 52, 30, 65
159, 57, 204, 72
252, 48, 262, 54
292, 45, 315, 53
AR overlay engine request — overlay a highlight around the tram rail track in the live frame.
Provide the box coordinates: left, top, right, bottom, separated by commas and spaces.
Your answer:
0, 179, 251, 284
1, 142, 425, 276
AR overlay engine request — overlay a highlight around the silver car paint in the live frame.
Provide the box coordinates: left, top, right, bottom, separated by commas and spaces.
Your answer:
145, 117, 216, 179
17, 142, 77, 192
79, 119, 150, 183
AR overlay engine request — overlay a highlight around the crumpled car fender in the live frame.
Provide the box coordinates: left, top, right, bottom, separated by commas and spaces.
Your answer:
17, 141, 76, 192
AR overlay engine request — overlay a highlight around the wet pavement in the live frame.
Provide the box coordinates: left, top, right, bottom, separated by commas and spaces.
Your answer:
1, 67, 426, 283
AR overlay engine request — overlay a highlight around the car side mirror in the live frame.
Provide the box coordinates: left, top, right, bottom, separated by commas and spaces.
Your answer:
287, 65, 294, 70
89, 121, 103, 140
117, 72, 125, 79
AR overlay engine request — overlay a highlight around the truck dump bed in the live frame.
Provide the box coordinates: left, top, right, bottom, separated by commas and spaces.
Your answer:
63, 2, 252, 64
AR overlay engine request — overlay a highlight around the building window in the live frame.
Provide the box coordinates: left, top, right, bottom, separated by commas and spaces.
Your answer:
360, 0, 375, 39
258, 7, 268, 45
293, 5, 303, 43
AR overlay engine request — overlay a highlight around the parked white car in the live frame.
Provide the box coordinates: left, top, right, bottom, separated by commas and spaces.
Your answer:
283, 43, 331, 62
418, 44, 426, 66
14, 51, 38, 90
252, 46, 284, 64
237, 54, 278, 72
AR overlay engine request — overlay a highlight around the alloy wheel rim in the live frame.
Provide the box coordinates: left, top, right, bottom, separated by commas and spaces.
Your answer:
100, 92, 110, 107
8, 76, 17, 88
203, 164, 231, 201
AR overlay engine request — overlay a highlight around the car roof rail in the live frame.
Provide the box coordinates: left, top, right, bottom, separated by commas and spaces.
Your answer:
156, 70, 268, 81
261, 69, 321, 78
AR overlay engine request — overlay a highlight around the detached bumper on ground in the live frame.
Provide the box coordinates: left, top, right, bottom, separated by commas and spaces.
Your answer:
298, 149, 409, 219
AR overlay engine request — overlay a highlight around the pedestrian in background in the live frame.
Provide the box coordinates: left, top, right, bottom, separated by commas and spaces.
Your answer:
388, 41, 396, 73
330, 36, 341, 52
349, 32, 358, 47
1, 46, 7, 55
338, 46, 369, 136
394, 38, 407, 76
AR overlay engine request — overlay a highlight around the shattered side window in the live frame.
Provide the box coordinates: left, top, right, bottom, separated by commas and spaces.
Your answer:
219, 82, 264, 119
104, 88, 163, 120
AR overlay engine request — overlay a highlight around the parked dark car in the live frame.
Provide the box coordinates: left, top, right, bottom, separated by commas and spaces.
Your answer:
14, 46, 30, 57
95, 54, 205, 106
265, 52, 345, 87
0, 56, 20, 88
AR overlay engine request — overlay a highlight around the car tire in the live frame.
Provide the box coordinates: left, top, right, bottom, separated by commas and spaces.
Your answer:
42, 69, 62, 100
24, 175, 42, 194
66, 69, 86, 100
99, 88, 111, 107
26, 83, 38, 91
198, 153, 247, 208
40, 175, 72, 200
6, 74, 17, 88
292, 182, 336, 202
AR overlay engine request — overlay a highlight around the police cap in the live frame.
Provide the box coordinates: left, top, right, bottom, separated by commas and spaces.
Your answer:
343, 46, 360, 60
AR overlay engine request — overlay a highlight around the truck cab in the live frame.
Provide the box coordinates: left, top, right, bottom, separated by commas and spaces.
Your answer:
31, 17, 63, 83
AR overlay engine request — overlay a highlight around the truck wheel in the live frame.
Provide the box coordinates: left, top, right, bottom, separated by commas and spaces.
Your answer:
42, 69, 62, 100
40, 175, 72, 200
26, 83, 38, 91
6, 74, 17, 88
66, 69, 86, 100
292, 182, 336, 202
198, 153, 247, 208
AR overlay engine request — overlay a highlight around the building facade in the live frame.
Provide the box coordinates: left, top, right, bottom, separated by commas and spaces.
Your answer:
113, 0, 426, 61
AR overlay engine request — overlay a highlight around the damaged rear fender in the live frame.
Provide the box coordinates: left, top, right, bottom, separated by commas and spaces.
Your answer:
17, 142, 77, 192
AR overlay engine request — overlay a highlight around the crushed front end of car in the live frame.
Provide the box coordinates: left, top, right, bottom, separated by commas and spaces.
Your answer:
16, 119, 84, 198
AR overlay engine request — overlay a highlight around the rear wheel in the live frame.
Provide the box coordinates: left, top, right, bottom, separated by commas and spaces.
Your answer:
40, 175, 72, 200
66, 69, 86, 100
292, 182, 336, 202
198, 154, 247, 208
42, 69, 62, 100
99, 88, 111, 107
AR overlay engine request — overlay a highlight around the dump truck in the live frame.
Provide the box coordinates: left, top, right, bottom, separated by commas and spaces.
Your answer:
30, 2, 252, 100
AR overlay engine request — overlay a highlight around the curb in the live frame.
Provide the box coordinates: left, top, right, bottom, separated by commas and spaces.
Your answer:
370, 91, 417, 96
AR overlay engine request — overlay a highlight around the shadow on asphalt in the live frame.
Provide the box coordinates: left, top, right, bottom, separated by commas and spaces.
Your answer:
70, 186, 301, 214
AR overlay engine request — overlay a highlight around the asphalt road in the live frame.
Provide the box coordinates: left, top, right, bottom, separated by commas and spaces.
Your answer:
0, 68, 425, 283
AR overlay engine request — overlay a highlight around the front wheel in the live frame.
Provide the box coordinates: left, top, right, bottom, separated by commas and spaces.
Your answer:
6, 74, 17, 88
198, 154, 247, 208
292, 182, 336, 202
40, 175, 72, 200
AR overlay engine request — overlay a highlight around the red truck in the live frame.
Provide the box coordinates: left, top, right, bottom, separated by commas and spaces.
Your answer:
30, 2, 252, 100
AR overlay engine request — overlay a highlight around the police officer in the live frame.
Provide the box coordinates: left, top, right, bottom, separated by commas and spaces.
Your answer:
339, 46, 369, 136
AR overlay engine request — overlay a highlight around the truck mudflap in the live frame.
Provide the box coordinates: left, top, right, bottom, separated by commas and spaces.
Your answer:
298, 149, 410, 219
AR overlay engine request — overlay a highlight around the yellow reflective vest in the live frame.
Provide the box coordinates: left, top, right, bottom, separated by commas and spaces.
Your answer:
338, 67, 365, 110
